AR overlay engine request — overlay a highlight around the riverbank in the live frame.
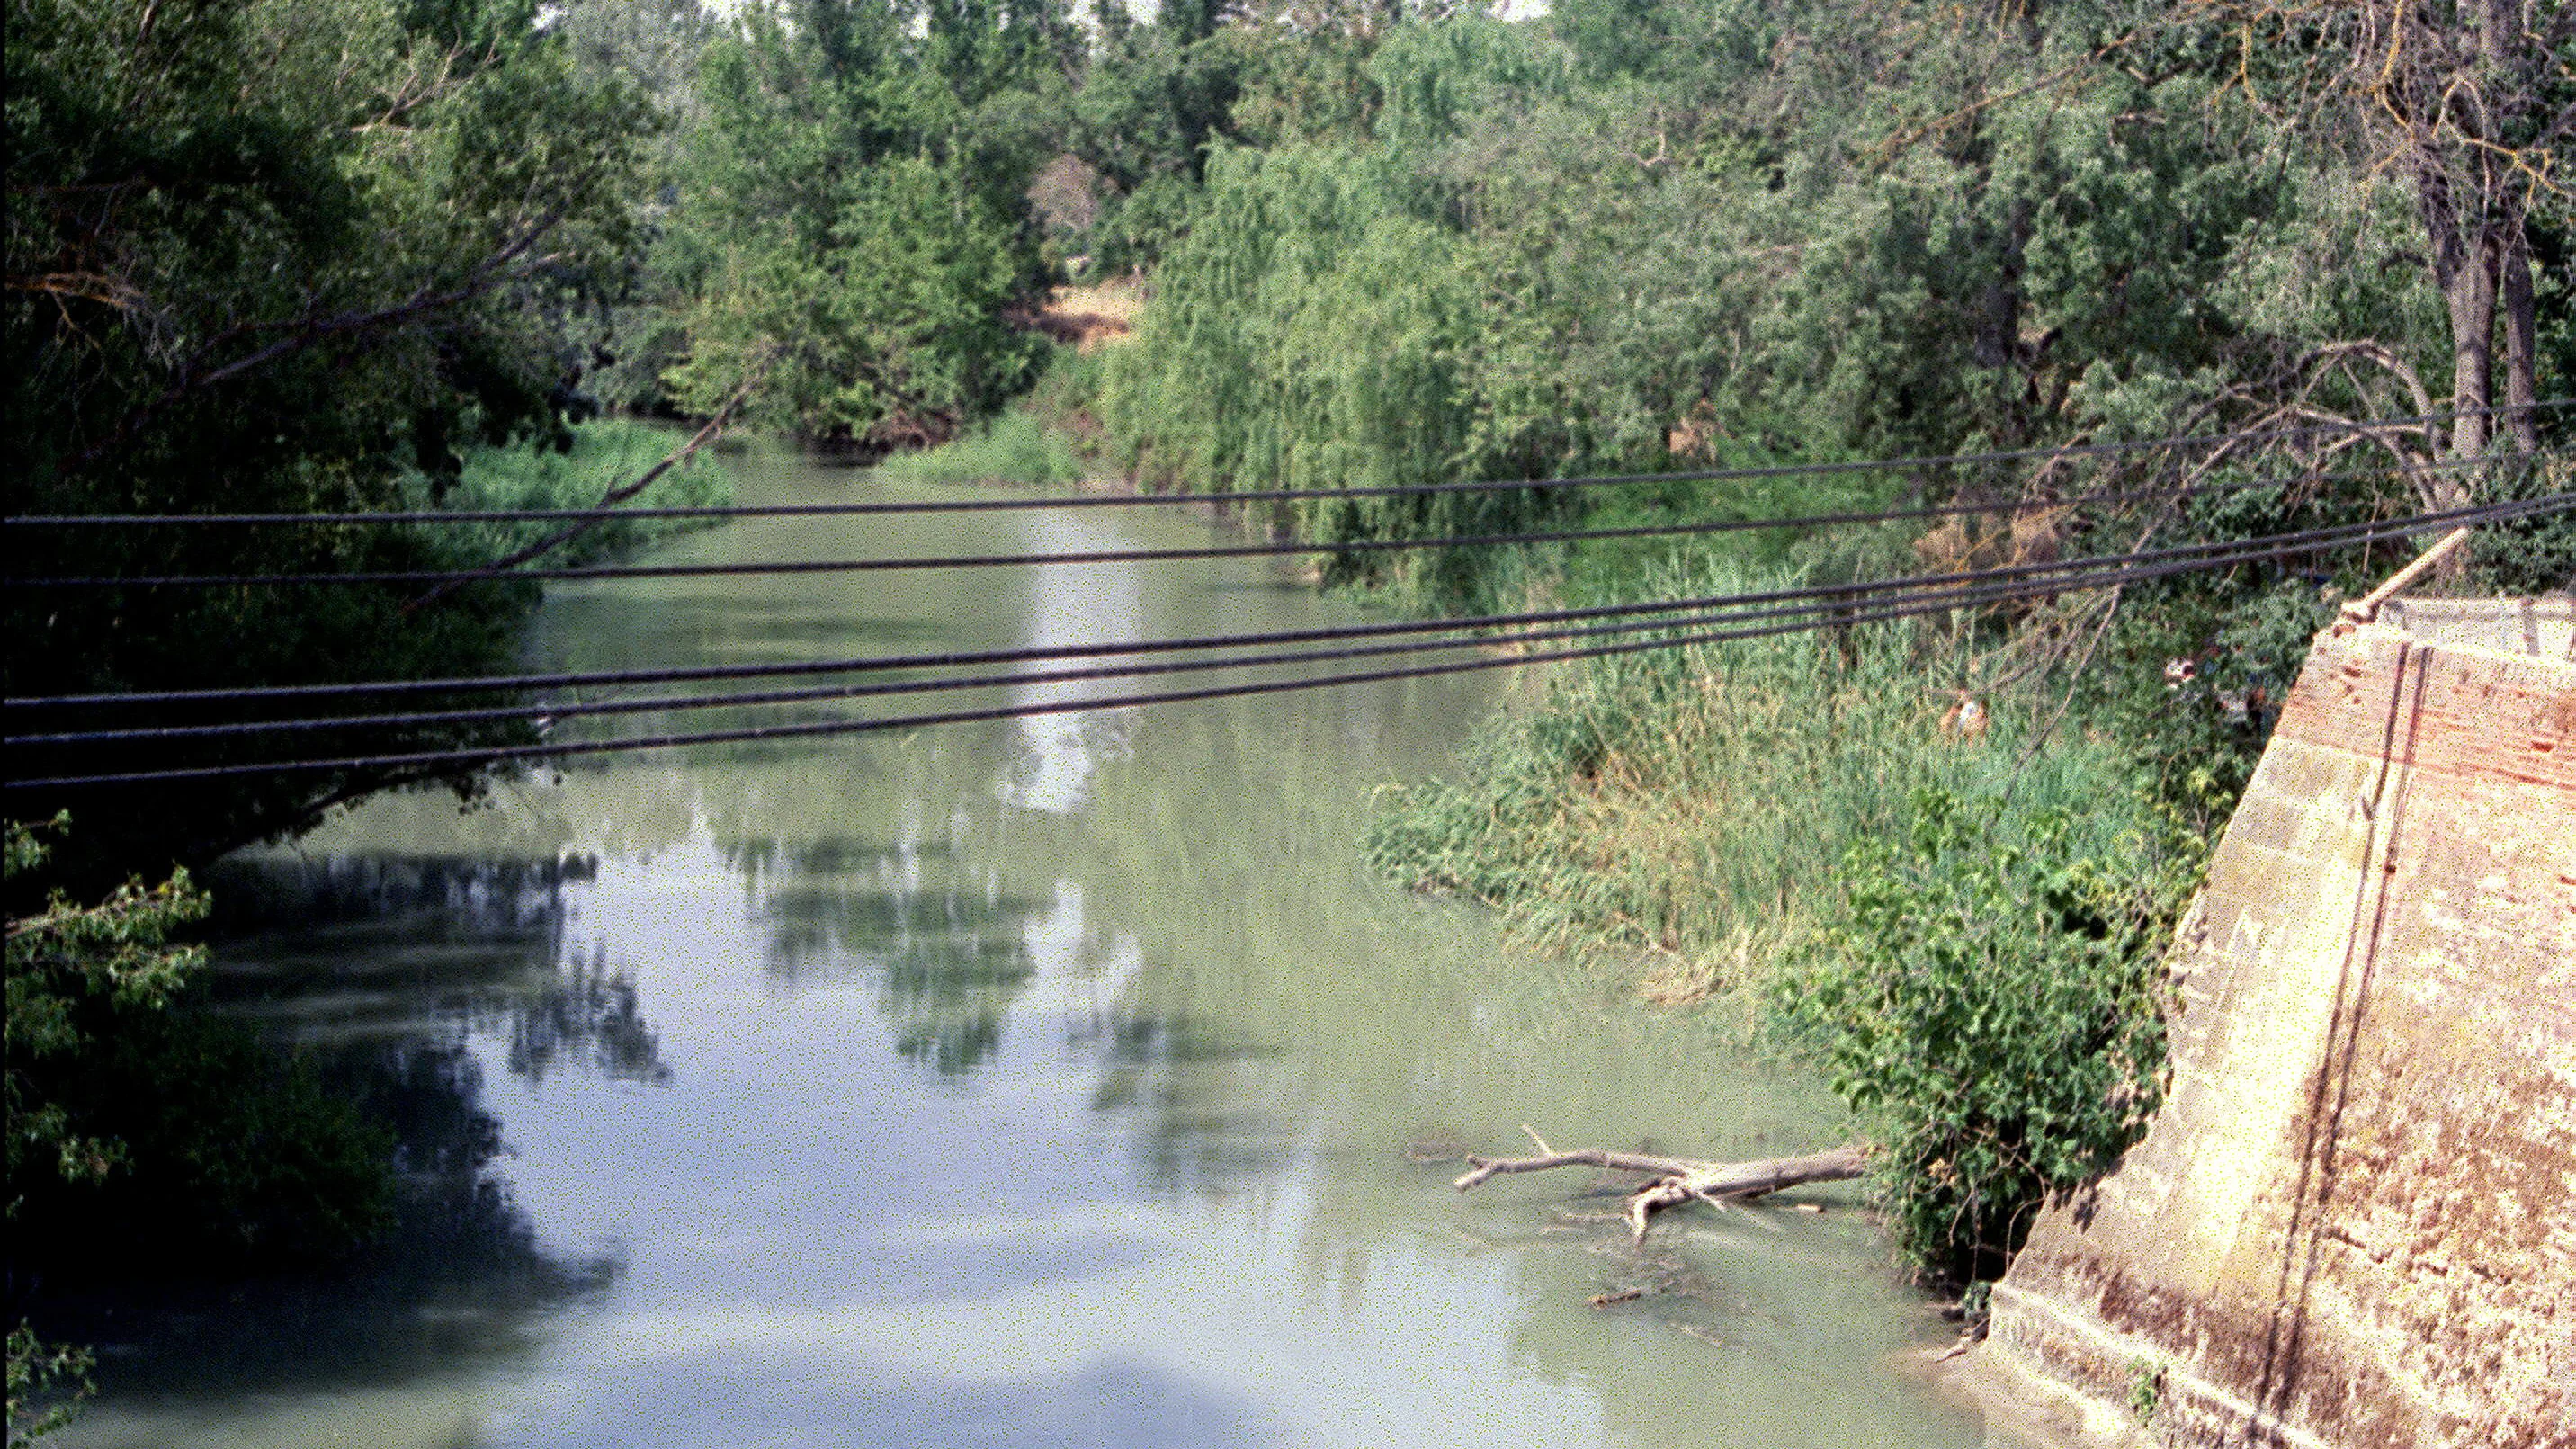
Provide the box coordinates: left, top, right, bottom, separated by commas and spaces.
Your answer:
837, 375, 2212, 1292
25, 443, 2005, 1449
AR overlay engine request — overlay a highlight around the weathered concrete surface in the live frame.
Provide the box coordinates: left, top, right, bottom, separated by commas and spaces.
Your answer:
1977, 596, 2576, 1449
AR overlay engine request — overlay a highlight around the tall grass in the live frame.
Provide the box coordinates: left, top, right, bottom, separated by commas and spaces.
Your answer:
1364, 559, 2151, 997
408, 418, 736, 568
870, 407, 1087, 490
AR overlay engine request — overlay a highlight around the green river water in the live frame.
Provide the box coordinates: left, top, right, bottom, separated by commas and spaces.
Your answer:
49, 442, 2022, 1449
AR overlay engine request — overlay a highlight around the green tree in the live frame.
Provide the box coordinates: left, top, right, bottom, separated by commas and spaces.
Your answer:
6, 1322, 92, 1447
4, 0, 660, 880
2195, 0, 2576, 462
1069, 0, 1246, 269
657, 0, 1069, 442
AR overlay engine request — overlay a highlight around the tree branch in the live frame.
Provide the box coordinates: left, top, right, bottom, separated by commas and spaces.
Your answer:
399, 368, 765, 616
60, 211, 567, 477
1454, 1140, 1867, 1244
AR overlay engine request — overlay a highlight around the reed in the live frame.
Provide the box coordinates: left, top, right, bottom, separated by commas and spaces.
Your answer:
869, 405, 1087, 491
1364, 559, 2143, 993
414, 418, 736, 567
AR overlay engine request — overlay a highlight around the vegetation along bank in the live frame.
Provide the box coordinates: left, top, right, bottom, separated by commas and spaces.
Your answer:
6, 0, 2570, 1434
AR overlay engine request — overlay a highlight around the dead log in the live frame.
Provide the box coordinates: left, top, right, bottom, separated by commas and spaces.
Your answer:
1453, 1127, 1867, 1244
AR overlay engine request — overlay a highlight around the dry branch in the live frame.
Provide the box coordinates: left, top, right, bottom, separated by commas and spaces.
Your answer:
1453, 1130, 1866, 1243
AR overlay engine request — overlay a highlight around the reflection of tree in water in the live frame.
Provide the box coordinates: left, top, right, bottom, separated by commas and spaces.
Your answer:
509, 942, 671, 1084
205, 852, 669, 1087
40, 1034, 620, 1404
1083, 1011, 1293, 1196
730, 835, 1046, 1081
881, 929, 1034, 1076
26, 854, 661, 1401
210, 850, 596, 933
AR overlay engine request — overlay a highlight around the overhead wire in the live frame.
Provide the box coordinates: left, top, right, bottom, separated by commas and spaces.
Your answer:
8, 451, 2555, 591
0, 523, 2485, 748
4, 402, 2562, 529
8, 487, 2558, 718
11, 492, 2560, 786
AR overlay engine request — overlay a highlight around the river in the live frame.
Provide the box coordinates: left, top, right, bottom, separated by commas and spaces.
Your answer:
49, 442, 2014, 1449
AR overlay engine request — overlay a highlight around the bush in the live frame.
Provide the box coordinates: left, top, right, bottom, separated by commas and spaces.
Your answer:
6, 818, 394, 1283
1775, 787, 2187, 1284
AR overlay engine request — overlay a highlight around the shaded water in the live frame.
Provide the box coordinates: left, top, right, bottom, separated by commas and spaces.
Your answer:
53, 443, 2006, 1448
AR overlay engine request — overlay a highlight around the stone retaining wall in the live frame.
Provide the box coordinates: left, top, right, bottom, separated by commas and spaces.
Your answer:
1977, 597, 2575, 1448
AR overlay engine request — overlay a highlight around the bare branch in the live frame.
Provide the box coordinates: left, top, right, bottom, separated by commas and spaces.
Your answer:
1454, 1140, 1868, 1244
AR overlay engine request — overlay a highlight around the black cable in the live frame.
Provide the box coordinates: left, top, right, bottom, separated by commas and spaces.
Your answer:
12, 452, 2552, 591
12, 491, 2556, 716
6, 583, 2022, 747
10, 496, 2555, 787
0, 585, 2169, 789
0, 515, 2456, 749
7, 403, 2562, 529
8, 611, 1726, 746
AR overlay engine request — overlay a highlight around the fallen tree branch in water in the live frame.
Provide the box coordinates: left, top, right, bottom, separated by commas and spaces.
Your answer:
1454, 1127, 1867, 1243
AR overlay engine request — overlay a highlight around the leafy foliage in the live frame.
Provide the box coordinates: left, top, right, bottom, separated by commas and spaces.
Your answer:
4, 0, 662, 879
5, 819, 395, 1273
1777, 789, 2187, 1284
652, 0, 1069, 443
4, 1321, 93, 1447
4, 817, 206, 1196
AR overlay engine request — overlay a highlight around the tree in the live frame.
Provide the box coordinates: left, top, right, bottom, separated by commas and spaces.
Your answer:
4, 0, 658, 880
656, 0, 1070, 443
1068, 0, 1247, 268
2203, 0, 2575, 463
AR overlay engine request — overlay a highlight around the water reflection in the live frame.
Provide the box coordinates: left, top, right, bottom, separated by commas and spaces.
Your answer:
44, 447, 2005, 1449
42, 1034, 619, 1418
206, 853, 670, 1089
509, 949, 669, 1085
26, 855, 641, 1419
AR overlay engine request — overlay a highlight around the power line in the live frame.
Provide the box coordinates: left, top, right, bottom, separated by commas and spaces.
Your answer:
0, 554, 2437, 790
10, 452, 2553, 591
7, 403, 2563, 529
0, 586, 2170, 789
4, 585, 2009, 747
11, 492, 2555, 717
0, 522, 2456, 749
11, 496, 2555, 787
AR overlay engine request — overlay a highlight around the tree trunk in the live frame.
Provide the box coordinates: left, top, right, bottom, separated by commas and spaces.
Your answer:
2441, 237, 2497, 467
2500, 219, 2541, 454
2409, 144, 2482, 474
2473, 0, 2521, 458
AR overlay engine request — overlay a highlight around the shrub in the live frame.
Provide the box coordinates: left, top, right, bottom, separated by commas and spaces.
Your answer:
6, 818, 394, 1281
1775, 787, 2187, 1284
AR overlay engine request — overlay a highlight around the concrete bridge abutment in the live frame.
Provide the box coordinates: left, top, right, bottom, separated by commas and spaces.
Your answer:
1973, 597, 2576, 1448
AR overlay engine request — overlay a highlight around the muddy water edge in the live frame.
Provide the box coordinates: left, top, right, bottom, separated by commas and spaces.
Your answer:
45, 440, 2021, 1449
